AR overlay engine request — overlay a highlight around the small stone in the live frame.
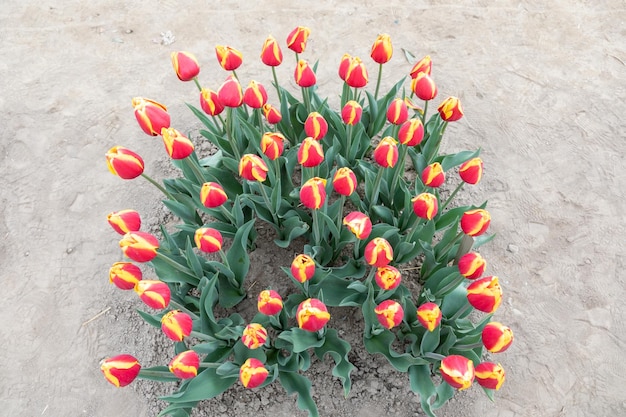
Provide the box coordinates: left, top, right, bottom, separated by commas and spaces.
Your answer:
506, 243, 519, 253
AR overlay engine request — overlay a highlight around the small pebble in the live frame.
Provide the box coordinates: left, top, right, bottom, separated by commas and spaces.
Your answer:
506, 243, 519, 253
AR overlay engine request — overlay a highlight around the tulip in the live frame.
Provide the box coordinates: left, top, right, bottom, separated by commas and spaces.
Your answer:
260, 132, 285, 160
343, 212, 373, 240
107, 209, 141, 235
241, 323, 268, 349
475, 362, 506, 390
262, 103, 282, 124
109, 262, 142, 290
409, 55, 432, 78
294, 59, 316, 87
200, 182, 228, 208
299, 177, 327, 210
459, 157, 484, 185
373, 136, 399, 168
416, 302, 442, 332
411, 73, 438, 101
286, 26, 311, 53
199, 88, 225, 116
460, 208, 491, 236
370, 33, 393, 64
397, 118, 424, 146
131, 97, 171, 136
260, 35, 283, 66
243, 80, 268, 109
467, 276, 502, 314
411, 192, 438, 220
106, 146, 144, 180
169, 350, 200, 379
364, 237, 394, 267
333, 167, 357, 196
119, 231, 159, 262
457, 252, 487, 280
403, 96, 422, 112
215, 45, 243, 71
161, 127, 194, 160
344, 56, 368, 88
101, 354, 141, 388
482, 322, 514, 353
290, 254, 316, 283
440, 355, 474, 390
304, 112, 328, 140
375, 265, 402, 290
170, 51, 200, 82
239, 154, 269, 182
257, 289, 283, 315
135, 280, 171, 309
421, 162, 445, 188
297, 137, 325, 167
161, 310, 193, 342
438, 96, 464, 122
375, 299, 404, 329
296, 298, 330, 332
217, 75, 244, 108
239, 358, 269, 389
338, 53, 352, 81
341, 100, 362, 125
194, 227, 223, 253
386, 98, 409, 125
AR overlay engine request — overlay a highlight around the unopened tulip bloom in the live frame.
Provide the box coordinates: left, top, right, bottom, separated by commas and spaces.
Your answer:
482, 322, 514, 353
409, 55, 432, 78
344, 56, 368, 88
200, 182, 228, 208
387, 98, 409, 125
370, 33, 393, 64
297, 298, 330, 332
217, 75, 243, 108
119, 231, 159, 262
161, 310, 193, 342
440, 355, 474, 390
300, 177, 327, 210
411, 73, 438, 101
286, 26, 311, 53
459, 157, 484, 185
421, 162, 445, 188
373, 136, 399, 168
460, 209, 491, 236
257, 289, 283, 315
199, 88, 225, 116
304, 112, 328, 140
338, 53, 352, 81
107, 209, 141, 235
375, 265, 402, 290
374, 299, 404, 329
294, 59, 316, 87
241, 323, 268, 349
135, 280, 171, 309
215, 45, 243, 71
342, 100, 362, 125
475, 362, 506, 390
438, 96, 464, 122
291, 254, 316, 283
239, 358, 269, 389
260, 132, 285, 160
467, 276, 502, 314
417, 302, 442, 332
333, 167, 357, 196
260, 35, 283, 66
411, 193, 438, 220
101, 354, 141, 387
398, 118, 424, 146
106, 146, 144, 180
457, 252, 487, 279
243, 80, 268, 109
171, 51, 200, 82
343, 212, 372, 240
161, 127, 194, 160
297, 137, 324, 167
132, 97, 171, 136
239, 154, 268, 182
109, 262, 142, 290
194, 227, 223, 253
262, 103, 282, 124
364, 237, 394, 267
169, 350, 200, 379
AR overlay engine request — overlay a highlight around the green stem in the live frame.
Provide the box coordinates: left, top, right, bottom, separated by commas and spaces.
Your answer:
255, 108, 265, 134
271, 66, 281, 102
364, 266, 377, 286
184, 157, 207, 184
169, 299, 200, 320
374, 63, 383, 99
193, 77, 202, 92
440, 182, 465, 212
141, 173, 175, 201
218, 204, 237, 225
404, 216, 424, 243
353, 237, 362, 259
369, 167, 385, 209
423, 352, 446, 361
454, 342, 484, 350
448, 302, 473, 322
216, 114, 227, 133
138, 369, 180, 380
154, 252, 199, 283
345, 123, 354, 161
435, 231, 465, 262
232, 69, 239, 81
421, 100, 429, 124
225, 107, 240, 160
389, 144, 408, 200
259, 183, 279, 225
434, 273, 465, 298
312, 209, 321, 247
335, 195, 346, 244
302, 87, 311, 113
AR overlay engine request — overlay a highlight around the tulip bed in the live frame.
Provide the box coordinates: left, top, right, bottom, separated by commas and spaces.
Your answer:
102, 27, 513, 417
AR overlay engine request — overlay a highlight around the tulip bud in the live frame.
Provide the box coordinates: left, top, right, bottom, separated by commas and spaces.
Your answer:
344, 56, 368, 88
194, 227, 223, 253
243, 80, 268, 109
100, 354, 141, 387
171, 51, 200, 82
215, 45, 243, 71
199, 88, 225, 116
459, 157, 484, 185
241, 323, 268, 349
411, 192, 438, 220
411, 73, 438, 101
286, 26, 311, 53
109, 262, 142, 290
333, 167, 357, 196
338, 53, 352, 81
260, 35, 283, 66
119, 231, 159, 262
398, 118, 424, 146
161, 127, 194, 160
343, 212, 373, 240
386, 98, 409, 125
364, 237, 394, 267
169, 350, 200, 379
467, 276, 502, 314
416, 302, 442, 332
294, 59, 316, 87
131, 97, 171, 136
475, 362, 506, 390
375, 265, 402, 291
440, 355, 474, 390
460, 209, 491, 236
290, 254, 316, 283
304, 112, 328, 140
200, 182, 228, 209
341, 100, 363, 125
409, 55, 432, 78
438, 96, 464, 122
239, 358, 269, 389
239, 154, 269, 182
161, 310, 193, 342
257, 289, 283, 315
135, 280, 171, 309
106, 146, 144, 180
217, 75, 244, 108
373, 136, 399, 168
482, 322, 514, 353
403, 96, 423, 113
421, 162, 445, 188
370, 33, 393, 64
297, 137, 325, 167
107, 209, 141, 235
260, 132, 285, 160
299, 177, 327, 210
296, 298, 330, 332
374, 299, 404, 329
457, 252, 487, 280
262, 103, 282, 124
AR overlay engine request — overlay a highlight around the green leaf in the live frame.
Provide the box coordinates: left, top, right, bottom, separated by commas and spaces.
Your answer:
278, 371, 319, 417
432, 381, 456, 410
314, 328, 355, 396
160, 367, 237, 403
136, 309, 163, 328
138, 366, 181, 382
420, 326, 441, 355
408, 364, 437, 417
226, 219, 255, 287
438, 148, 481, 171
275, 215, 309, 248
440, 285, 469, 318
364, 331, 429, 372
276, 328, 326, 353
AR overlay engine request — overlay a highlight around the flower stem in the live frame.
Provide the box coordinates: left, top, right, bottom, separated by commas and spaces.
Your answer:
259, 183, 279, 225
271, 66, 281, 101
141, 173, 175, 201
434, 273, 465, 298
193, 77, 202, 92
255, 108, 265, 134
335, 195, 346, 244
435, 231, 465, 262
369, 167, 385, 209
389, 144, 408, 199
184, 156, 207, 184
374, 63, 383, 99
312, 209, 321, 247
302, 87, 311, 113
421, 100, 429, 124
225, 107, 241, 161
448, 302, 473, 322
404, 216, 424, 243
440, 182, 465, 212
345, 123, 354, 160
154, 252, 199, 283
169, 299, 200, 320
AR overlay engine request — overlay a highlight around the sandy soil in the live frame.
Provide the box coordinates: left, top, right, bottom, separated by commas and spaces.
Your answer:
2, 0, 625, 416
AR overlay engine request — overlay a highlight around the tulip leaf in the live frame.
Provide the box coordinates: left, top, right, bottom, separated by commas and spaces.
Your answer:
437, 148, 481, 171
420, 326, 441, 355
158, 403, 196, 417
278, 371, 319, 417
160, 367, 237, 403
274, 215, 309, 248
432, 381, 456, 410
139, 366, 181, 382
440, 285, 469, 318
277, 328, 326, 353
364, 330, 429, 372
408, 364, 437, 417
226, 219, 255, 286
136, 309, 162, 328
314, 328, 355, 396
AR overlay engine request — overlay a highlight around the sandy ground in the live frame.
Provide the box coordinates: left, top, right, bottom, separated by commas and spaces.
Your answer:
2, 0, 625, 416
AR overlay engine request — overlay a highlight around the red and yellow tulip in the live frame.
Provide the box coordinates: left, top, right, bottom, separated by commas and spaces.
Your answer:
161, 310, 193, 342
239, 154, 269, 182
297, 298, 331, 332
344, 56, 368, 88
332, 167, 357, 196
364, 237, 394, 267
343, 212, 373, 240
171, 51, 200, 82
241, 323, 268, 349
398, 118, 424, 146
286, 26, 311, 53
106, 146, 144, 180
217, 75, 244, 108
161, 127, 194, 160
169, 350, 200, 379
386, 98, 409, 125
411, 193, 438, 220
239, 358, 269, 388
109, 261, 142, 290
475, 362, 506, 390
440, 355, 474, 390
262, 103, 282, 124
416, 302, 442, 332
294, 59, 316, 87
300, 177, 327, 210
257, 289, 283, 315
421, 162, 445, 188
199, 88, 225, 116
411, 73, 438, 101
409, 55, 432, 78
457, 252, 487, 280
260, 132, 285, 160
370, 33, 393, 64
243, 80, 268, 109
304, 112, 328, 140
438, 96, 464, 122
297, 137, 325, 167
460, 208, 491, 236
107, 209, 141, 235
375, 265, 402, 290
459, 157, 484, 185
132, 97, 170, 136
215, 45, 243, 71
373, 136, 398, 168
374, 299, 404, 329
200, 182, 228, 209
482, 322, 514, 353
290, 254, 316, 283
135, 280, 170, 309
119, 231, 159, 262
101, 354, 141, 387
467, 276, 502, 314
260, 35, 283, 66
194, 227, 223, 253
